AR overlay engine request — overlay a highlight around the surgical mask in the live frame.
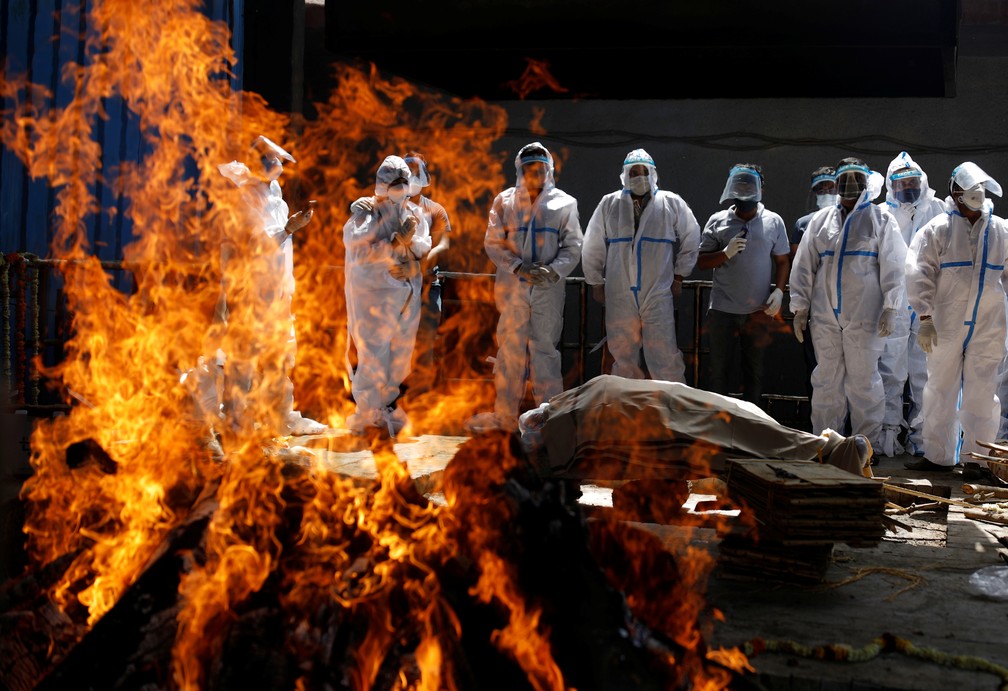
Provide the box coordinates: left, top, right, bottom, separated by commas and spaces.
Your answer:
408, 181, 423, 197
734, 199, 758, 213
960, 185, 985, 211
628, 176, 650, 196
816, 193, 839, 209
895, 188, 922, 205
388, 186, 408, 204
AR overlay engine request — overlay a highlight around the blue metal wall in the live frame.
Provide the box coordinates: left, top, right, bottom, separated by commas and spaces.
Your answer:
1, 0, 244, 260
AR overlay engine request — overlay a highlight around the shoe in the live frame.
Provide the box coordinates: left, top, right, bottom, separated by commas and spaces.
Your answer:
903, 457, 954, 472
961, 462, 1007, 486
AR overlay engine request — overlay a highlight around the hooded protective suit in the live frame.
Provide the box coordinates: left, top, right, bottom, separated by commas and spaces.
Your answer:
789, 168, 907, 449
876, 152, 947, 455
484, 143, 583, 422
582, 149, 701, 381
906, 179, 1008, 466
344, 156, 431, 434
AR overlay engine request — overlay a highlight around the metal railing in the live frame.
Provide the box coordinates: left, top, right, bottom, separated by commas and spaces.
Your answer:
4, 257, 809, 423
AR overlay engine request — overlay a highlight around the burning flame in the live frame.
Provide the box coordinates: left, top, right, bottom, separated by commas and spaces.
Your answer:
1, 0, 746, 687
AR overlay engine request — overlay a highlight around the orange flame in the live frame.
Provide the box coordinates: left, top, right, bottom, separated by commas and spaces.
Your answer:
1, 0, 746, 687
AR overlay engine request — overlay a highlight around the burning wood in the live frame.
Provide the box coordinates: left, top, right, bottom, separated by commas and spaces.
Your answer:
1, 433, 749, 689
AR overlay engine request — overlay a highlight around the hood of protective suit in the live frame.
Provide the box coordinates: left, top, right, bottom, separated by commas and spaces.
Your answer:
374, 155, 412, 197
619, 148, 659, 196
884, 151, 936, 208
514, 142, 556, 192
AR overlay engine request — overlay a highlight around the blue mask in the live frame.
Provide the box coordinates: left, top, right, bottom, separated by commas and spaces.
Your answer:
895, 188, 921, 205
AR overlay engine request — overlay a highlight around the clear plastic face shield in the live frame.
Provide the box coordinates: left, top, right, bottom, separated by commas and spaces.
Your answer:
620, 149, 658, 196
375, 155, 413, 204
719, 167, 762, 204
950, 162, 1002, 212
810, 173, 838, 209
835, 164, 870, 201
404, 156, 431, 197
515, 142, 555, 192
250, 135, 295, 182
890, 169, 923, 206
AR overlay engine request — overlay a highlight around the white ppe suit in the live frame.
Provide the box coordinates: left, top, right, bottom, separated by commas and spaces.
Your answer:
344, 156, 431, 433
484, 143, 583, 421
581, 150, 701, 381
906, 199, 1008, 465
217, 156, 301, 435
876, 152, 946, 456
789, 174, 907, 449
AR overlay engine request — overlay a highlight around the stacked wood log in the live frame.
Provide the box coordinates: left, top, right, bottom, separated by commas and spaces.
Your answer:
718, 459, 885, 583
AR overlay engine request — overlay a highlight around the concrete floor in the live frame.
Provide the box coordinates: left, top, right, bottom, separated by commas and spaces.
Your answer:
297, 434, 1008, 690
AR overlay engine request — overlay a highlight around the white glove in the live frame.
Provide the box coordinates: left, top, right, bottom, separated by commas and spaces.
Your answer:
350, 197, 374, 214
917, 318, 937, 353
724, 233, 748, 259
877, 308, 898, 338
763, 288, 783, 316
793, 309, 808, 343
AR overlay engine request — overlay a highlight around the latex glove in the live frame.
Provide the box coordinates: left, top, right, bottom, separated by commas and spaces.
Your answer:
516, 264, 545, 286
350, 197, 373, 214
877, 307, 898, 338
763, 288, 783, 316
393, 215, 418, 248
591, 284, 605, 304
285, 208, 312, 234
724, 233, 748, 259
917, 318, 937, 353
792, 309, 808, 343
531, 264, 560, 285
671, 277, 683, 299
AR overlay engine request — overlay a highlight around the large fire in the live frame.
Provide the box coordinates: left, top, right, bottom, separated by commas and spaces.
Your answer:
1, 0, 747, 688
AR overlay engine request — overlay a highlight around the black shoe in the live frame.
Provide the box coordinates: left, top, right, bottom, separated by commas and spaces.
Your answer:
961, 462, 1007, 486
903, 457, 954, 472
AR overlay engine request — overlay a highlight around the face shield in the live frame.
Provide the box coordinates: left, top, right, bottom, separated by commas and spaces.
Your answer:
250, 135, 295, 181
835, 163, 871, 201
811, 174, 838, 209
404, 155, 431, 197
950, 162, 1003, 199
375, 155, 413, 204
619, 149, 658, 196
719, 166, 762, 204
515, 142, 555, 191
890, 169, 923, 205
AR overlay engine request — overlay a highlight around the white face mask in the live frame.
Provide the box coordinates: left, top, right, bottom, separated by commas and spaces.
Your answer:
816, 193, 839, 209
628, 175, 650, 196
408, 180, 423, 197
960, 185, 985, 211
388, 187, 408, 204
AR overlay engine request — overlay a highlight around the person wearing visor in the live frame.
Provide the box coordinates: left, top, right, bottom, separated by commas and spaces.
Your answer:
344, 155, 432, 436
905, 162, 1008, 483
582, 149, 701, 382
875, 152, 946, 458
697, 164, 789, 406
788, 167, 838, 403
791, 167, 838, 261
350, 153, 454, 398
472, 142, 582, 431
789, 158, 906, 455
215, 135, 327, 441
